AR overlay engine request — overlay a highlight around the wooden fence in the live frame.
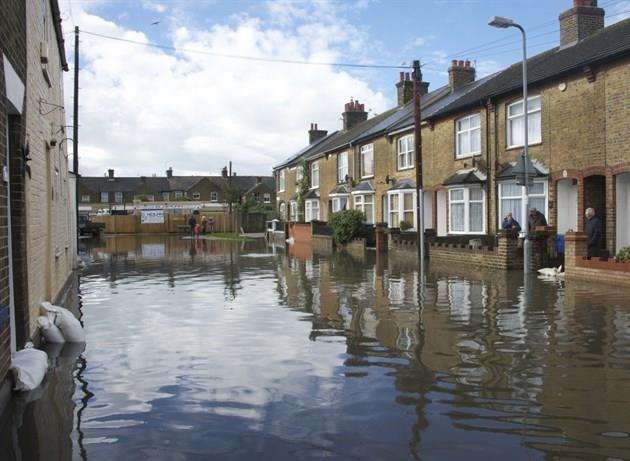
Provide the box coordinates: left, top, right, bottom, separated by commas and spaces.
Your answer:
93, 210, 235, 234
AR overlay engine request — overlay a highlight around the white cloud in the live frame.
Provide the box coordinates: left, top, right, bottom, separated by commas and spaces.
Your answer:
142, 1, 167, 14
61, 1, 390, 177
405, 35, 435, 50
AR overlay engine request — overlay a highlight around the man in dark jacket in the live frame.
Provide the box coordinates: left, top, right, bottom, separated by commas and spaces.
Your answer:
585, 207, 602, 258
502, 213, 521, 232
528, 208, 547, 231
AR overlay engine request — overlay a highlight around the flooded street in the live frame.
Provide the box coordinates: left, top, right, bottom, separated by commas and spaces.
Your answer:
2, 235, 630, 460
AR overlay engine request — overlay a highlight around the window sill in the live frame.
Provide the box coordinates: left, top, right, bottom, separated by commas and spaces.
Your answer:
361, 175, 374, 179
448, 231, 487, 236
455, 152, 481, 160
397, 166, 414, 171
506, 142, 542, 151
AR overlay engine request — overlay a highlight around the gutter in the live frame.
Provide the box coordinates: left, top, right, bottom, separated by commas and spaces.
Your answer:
49, 0, 69, 71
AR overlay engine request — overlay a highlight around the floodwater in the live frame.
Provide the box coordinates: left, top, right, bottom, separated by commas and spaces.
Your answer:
1, 235, 630, 460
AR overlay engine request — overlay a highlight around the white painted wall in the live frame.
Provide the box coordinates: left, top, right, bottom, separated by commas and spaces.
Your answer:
616, 173, 630, 253
437, 190, 447, 236
556, 179, 578, 234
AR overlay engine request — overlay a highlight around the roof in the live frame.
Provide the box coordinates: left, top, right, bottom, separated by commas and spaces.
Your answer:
443, 168, 487, 186
329, 184, 351, 195
352, 180, 375, 193
497, 159, 549, 179
304, 189, 320, 199
273, 131, 338, 170
388, 178, 416, 191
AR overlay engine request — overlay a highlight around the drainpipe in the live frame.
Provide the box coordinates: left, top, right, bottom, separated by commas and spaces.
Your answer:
5, 123, 16, 353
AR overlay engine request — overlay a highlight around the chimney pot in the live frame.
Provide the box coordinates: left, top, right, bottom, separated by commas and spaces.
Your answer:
451, 59, 457, 66
342, 97, 368, 130
399, 71, 404, 81
458, 60, 464, 67
449, 58, 476, 91
108, 169, 114, 179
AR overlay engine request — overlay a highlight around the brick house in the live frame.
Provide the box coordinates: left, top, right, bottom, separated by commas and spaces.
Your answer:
274, 0, 630, 257
1, 0, 74, 402
78, 167, 275, 208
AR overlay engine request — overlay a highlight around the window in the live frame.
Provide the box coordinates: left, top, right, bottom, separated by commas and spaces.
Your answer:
279, 203, 286, 220
354, 194, 374, 224
305, 199, 320, 222
449, 187, 485, 234
311, 162, 319, 189
81, 195, 90, 203
162, 192, 170, 201
174, 191, 183, 199
100, 192, 108, 203
331, 196, 348, 213
192, 192, 201, 200
296, 166, 303, 183
114, 192, 123, 204
498, 180, 547, 227
360, 144, 374, 178
290, 201, 298, 221
338, 152, 348, 183
456, 114, 481, 158
264, 193, 271, 203
210, 191, 218, 202
507, 96, 541, 148
388, 191, 415, 229
279, 170, 286, 191
397, 135, 414, 170
145, 195, 155, 202
254, 192, 261, 202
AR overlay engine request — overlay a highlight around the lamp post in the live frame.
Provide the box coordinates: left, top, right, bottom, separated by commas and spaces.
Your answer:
489, 16, 532, 273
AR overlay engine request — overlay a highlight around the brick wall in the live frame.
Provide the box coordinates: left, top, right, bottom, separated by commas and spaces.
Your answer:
565, 231, 630, 286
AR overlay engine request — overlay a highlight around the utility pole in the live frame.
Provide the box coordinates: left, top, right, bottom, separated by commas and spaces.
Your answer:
412, 60, 425, 268
73, 26, 80, 252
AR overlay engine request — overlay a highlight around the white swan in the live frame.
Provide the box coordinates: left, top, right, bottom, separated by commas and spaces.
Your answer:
286, 237, 295, 245
537, 265, 563, 277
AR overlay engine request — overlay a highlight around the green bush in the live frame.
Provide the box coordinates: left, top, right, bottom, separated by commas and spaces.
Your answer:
616, 246, 630, 262
329, 209, 365, 245
399, 220, 413, 231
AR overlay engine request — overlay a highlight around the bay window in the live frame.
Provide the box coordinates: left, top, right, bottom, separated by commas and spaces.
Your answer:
498, 180, 547, 228
338, 152, 348, 183
360, 144, 374, 178
507, 95, 541, 148
311, 162, 319, 189
388, 191, 415, 229
278, 169, 286, 192
397, 135, 414, 170
354, 194, 374, 224
455, 113, 481, 158
305, 199, 320, 222
331, 195, 348, 213
448, 187, 485, 234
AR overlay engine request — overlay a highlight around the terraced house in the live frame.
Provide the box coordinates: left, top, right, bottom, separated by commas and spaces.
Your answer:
274, 0, 630, 259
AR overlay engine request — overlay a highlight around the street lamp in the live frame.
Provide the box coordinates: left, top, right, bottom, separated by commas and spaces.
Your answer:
489, 15, 532, 273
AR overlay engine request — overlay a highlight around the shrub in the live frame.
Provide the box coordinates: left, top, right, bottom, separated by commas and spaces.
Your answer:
329, 209, 365, 245
616, 246, 630, 262
399, 220, 413, 231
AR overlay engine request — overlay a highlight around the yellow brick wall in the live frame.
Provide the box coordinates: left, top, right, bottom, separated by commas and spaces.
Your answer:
24, 0, 73, 336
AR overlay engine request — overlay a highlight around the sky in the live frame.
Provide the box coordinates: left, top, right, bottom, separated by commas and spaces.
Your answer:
59, 0, 630, 177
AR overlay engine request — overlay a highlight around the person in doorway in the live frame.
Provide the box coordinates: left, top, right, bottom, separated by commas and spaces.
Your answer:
502, 212, 521, 232
187, 214, 197, 236
528, 208, 547, 231
585, 207, 602, 258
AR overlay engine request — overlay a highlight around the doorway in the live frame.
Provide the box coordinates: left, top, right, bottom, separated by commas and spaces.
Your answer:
616, 173, 630, 253
583, 175, 606, 253
556, 178, 578, 234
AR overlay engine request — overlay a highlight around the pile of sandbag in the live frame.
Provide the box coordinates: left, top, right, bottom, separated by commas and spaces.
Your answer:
38, 301, 86, 344
10, 343, 48, 391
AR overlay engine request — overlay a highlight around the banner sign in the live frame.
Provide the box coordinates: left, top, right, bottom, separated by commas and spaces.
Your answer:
141, 209, 164, 224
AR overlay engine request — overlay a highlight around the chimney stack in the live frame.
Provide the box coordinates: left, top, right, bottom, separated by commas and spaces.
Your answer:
308, 123, 328, 144
166, 167, 173, 178
559, 0, 604, 48
448, 60, 475, 92
342, 99, 368, 131
395, 72, 428, 106
108, 169, 114, 179
221, 166, 228, 178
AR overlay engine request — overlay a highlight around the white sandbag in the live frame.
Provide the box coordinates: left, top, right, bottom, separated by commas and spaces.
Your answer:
40, 302, 86, 343
36, 316, 66, 344
11, 345, 48, 391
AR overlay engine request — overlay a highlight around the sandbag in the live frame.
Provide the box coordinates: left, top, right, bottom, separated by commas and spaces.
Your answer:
40, 302, 86, 343
36, 316, 66, 344
11, 345, 48, 391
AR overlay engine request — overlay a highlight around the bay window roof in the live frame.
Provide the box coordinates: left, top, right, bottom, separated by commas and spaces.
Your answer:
388, 178, 416, 191
443, 168, 487, 186
352, 180, 375, 193
496, 160, 549, 180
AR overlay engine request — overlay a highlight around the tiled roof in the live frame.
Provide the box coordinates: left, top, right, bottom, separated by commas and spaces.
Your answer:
330, 184, 352, 195
352, 180, 375, 193
388, 178, 416, 191
443, 168, 487, 186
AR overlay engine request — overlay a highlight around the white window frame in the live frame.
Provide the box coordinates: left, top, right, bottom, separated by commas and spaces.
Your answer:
100, 192, 108, 203
311, 162, 320, 189
497, 179, 548, 229
455, 113, 481, 159
263, 193, 271, 204
507, 95, 542, 148
114, 191, 123, 204
448, 186, 486, 235
279, 202, 287, 220
397, 135, 414, 170
174, 191, 183, 199
353, 193, 375, 224
81, 194, 90, 203
162, 192, 170, 201
210, 191, 218, 202
386, 190, 416, 229
192, 192, 201, 200
278, 170, 286, 192
289, 201, 297, 221
331, 195, 349, 213
338, 152, 348, 183
360, 144, 374, 178
305, 199, 320, 222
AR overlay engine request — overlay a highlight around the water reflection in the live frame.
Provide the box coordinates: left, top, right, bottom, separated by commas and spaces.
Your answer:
0, 234, 628, 460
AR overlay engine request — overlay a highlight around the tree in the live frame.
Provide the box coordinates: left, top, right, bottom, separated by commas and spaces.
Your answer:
295, 158, 309, 222
329, 209, 365, 245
